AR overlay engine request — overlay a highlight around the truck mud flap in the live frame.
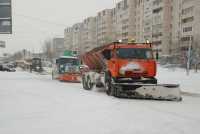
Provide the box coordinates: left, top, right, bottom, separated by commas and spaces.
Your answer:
112, 83, 182, 101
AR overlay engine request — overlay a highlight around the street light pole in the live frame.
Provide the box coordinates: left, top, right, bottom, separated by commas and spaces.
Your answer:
186, 36, 192, 76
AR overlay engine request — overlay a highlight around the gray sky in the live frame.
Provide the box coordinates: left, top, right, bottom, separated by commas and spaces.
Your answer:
0, 0, 115, 54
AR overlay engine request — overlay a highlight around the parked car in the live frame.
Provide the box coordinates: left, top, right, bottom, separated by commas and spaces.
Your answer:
0, 64, 3, 71
0, 64, 16, 72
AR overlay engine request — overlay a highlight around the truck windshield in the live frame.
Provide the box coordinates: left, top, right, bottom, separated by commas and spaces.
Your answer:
116, 48, 153, 59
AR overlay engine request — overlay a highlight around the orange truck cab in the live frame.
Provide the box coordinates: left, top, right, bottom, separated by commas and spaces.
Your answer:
102, 43, 157, 84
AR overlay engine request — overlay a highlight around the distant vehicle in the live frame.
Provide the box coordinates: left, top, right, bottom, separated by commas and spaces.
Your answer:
0, 64, 16, 72
52, 56, 81, 82
30, 58, 43, 73
0, 64, 3, 71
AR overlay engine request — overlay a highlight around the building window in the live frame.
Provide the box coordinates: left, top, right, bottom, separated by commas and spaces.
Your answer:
183, 27, 192, 32
153, 7, 163, 14
182, 16, 194, 23
182, 6, 194, 15
153, 0, 163, 6
181, 36, 193, 42
124, 0, 128, 9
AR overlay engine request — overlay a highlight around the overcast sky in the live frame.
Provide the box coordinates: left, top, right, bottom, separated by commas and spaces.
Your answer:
0, 0, 116, 54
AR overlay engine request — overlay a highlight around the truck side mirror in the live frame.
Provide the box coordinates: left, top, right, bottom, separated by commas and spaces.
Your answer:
102, 49, 111, 60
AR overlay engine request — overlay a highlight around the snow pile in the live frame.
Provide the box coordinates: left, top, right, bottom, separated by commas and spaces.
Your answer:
157, 65, 200, 94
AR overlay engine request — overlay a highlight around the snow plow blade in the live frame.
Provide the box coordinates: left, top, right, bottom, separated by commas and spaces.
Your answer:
113, 83, 182, 101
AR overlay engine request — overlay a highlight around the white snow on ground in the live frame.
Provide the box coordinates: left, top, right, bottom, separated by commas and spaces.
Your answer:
157, 65, 200, 94
0, 69, 200, 134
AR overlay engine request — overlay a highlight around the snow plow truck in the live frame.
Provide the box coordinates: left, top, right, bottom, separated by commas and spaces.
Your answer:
81, 41, 182, 101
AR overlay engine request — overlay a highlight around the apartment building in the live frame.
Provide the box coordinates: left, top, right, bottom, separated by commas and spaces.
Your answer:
52, 38, 65, 58
114, 0, 147, 43
151, 0, 173, 55
82, 17, 97, 53
170, 0, 181, 56
72, 23, 83, 54
115, 0, 129, 42
64, 27, 73, 51
134, 0, 145, 42
143, 0, 153, 42
114, 0, 141, 42
96, 9, 114, 46
63, 0, 200, 58
127, 0, 137, 41
193, 0, 200, 55
180, 0, 200, 54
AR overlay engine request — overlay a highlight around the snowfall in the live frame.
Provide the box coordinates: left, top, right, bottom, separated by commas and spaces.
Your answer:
0, 65, 200, 134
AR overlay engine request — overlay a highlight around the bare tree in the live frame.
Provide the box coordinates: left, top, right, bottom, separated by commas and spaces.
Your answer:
42, 39, 54, 62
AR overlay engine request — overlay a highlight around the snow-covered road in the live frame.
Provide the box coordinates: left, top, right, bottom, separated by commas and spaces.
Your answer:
157, 66, 200, 94
0, 71, 200, 134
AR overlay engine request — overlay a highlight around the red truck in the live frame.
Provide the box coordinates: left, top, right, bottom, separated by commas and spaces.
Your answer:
81, 42, 182, 101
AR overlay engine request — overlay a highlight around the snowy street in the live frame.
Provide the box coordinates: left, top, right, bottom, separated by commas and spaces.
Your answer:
0, 69, 200, 134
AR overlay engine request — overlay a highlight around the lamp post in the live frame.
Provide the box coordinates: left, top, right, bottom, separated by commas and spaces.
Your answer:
186, 36, 192, 76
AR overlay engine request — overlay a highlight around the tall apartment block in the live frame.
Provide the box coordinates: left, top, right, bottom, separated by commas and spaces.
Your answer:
63, 0, 200, 57
151, 0, 174, 55
114, 0, 138, 42
114, 0, 150, 43
82, 17, 97, 53
71, 23, 83, 54
96, 9, 114, 46
64, 27, 73, 51
52, 38, 65, 58
180, 0, 200, 55
135, 0, 145, 42
143, 0, 153, 42
114, 0, 129, 42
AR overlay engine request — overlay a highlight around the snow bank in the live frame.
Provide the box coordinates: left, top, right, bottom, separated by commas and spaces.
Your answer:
157, 65, 200, 94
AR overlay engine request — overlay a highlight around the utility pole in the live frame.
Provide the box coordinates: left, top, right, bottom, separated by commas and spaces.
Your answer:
186, 36, 192, 76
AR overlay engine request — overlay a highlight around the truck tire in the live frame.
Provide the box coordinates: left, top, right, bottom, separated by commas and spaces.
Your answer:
105, 72, 115, 96
86, 76, 94, 90
105, 80, 112, 95
82, 75, 94, 90
82, 76, 87, 90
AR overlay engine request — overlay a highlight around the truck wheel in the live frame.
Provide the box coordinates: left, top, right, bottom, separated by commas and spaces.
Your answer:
86, 76, 94, 90
82, 76, 87, 90
105, 73, 115, 96
105, 81, 112, 95
151, 78, 157, 84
